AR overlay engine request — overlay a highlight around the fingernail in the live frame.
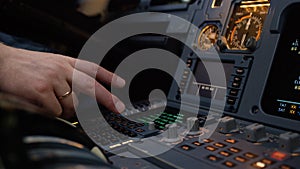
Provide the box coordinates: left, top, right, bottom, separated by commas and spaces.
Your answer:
114, 76, 126, 88
115, 100, 125, 113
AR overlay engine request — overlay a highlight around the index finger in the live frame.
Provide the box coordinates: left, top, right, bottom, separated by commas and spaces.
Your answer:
67, 57, 125, 88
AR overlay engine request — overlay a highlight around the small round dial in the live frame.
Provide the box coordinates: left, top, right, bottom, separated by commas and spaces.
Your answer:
198, 25, 219, 50
229, 14, 263, 50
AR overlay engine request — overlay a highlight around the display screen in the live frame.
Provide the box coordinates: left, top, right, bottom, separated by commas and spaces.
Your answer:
187, 60, 234, 100
261, 5, 300, 120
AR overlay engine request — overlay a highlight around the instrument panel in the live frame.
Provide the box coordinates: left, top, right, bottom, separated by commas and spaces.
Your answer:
168, 0, 300, 131
224, 0, 270, 51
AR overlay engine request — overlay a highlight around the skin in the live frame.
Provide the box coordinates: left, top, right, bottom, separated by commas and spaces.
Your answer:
0, 43, 126, 119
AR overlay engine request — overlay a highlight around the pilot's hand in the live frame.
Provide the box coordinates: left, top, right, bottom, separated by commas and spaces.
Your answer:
0, 43, 125, 119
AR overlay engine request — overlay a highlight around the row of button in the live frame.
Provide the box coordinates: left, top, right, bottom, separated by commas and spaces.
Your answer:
177, 59, 193, 95
226, 67, 246, 107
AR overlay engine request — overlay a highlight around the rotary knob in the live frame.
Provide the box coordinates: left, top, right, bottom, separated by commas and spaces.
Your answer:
148, 121, 155, 130
186, 117, 201, 135
163, 123, 181, 143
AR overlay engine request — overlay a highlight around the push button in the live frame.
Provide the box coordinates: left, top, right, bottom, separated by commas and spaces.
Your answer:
222, 161, 236, 168
206, 155, 223, 162
225, 139, 238, 144
233, 76, 242, 82
232, 82, 241, 88
228, 147, 241, 153
251, 161, 266, 169
270, 151, 287, 161
229, 89, 239, 96
214, 142, 227, 148
203, 138, 214, 143
244, 152, 258, 159
227, 97, 236, 105
260, 158, 275, 165
205, 146, 218, 152
279, 164, 295, 169
192, 141, 203, 146
236, 68, 245, 75
135, 128, 145, 133
234, 156, 248, 163
219, 151, 232, 157
180, 145, 194, 151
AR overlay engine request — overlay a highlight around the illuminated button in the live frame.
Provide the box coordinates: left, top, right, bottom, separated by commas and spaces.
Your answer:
182, 75, 188, 79
214, 142, 227, 148
232, 82, 241, 88
251, 161, 266, 169
225, 139, 238, 144
244, 152, 258, 159
260, 158, 275, 165
128, 124, 137, 129
227, 97, 236, 105
135, 128, 145, 133
128, 132, 137, 137
219, 151, 232, 157
192, 141, 203, 146
233, 76, 242, 82
180, 145, 194, 151
270, 151, 287, 161
234, 156, 248, 163
279, 164, 295, 169
229, 89, 239, 96
206, 155, 223, 162
205, 146, 218, 152
228, 147, 241, 153
236, 68, 245, 75
203, 138, 214, 143
222, 161, 236, 168
183, 70, 190, 75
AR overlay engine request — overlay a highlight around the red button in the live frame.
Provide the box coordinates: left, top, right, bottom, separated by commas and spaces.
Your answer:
271, 151, 287, 161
